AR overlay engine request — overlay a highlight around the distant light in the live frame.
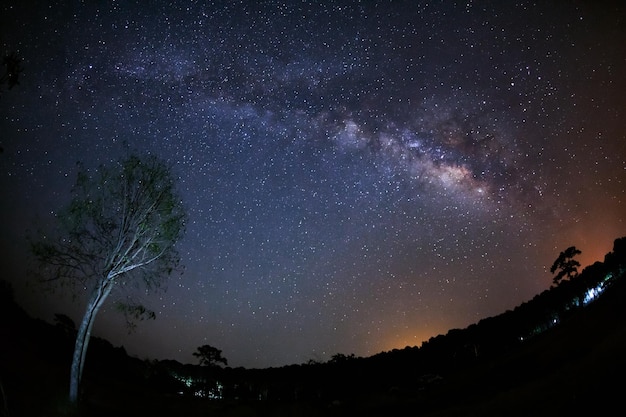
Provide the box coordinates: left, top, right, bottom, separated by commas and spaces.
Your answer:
583, 283, 605, 305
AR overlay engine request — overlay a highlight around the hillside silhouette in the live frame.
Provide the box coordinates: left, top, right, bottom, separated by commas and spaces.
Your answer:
1, 236, 625, 416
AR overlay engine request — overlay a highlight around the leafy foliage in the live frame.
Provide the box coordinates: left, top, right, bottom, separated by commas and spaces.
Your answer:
0, 49, 22, 96
116, 302, 157, 333
32, 154, 186, 292
193, 345, 228, 368
550, 246, 582, 286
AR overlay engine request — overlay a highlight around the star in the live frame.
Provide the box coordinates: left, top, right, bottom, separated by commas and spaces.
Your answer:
1, 0, 624, 369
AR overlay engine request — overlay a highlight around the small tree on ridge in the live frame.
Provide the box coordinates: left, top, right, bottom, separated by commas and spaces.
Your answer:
193, 344, 228, 368
550, 246, 582, 286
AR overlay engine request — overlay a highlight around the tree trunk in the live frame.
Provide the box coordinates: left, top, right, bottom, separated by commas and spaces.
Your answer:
68, 279, 113, 403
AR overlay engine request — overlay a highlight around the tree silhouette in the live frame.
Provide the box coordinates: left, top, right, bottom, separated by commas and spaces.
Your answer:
193, 345, 228, 368
0, 51, 22, 94
329, 353, 357, 363
0, 42, 23, 153
550, 246, 582, 286
0, 34, 23, 99
31, 154, 186, 403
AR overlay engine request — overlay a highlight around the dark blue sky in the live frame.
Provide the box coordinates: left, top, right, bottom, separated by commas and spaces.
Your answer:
1, 1, 625, 368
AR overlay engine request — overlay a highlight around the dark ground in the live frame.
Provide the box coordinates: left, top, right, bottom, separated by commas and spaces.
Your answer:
2, 275, 626, 417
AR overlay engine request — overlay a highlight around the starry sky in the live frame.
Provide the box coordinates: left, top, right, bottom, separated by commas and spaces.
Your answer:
1, 1, 625, 369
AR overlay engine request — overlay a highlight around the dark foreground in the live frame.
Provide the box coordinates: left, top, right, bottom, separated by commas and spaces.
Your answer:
3, 253, 626, 417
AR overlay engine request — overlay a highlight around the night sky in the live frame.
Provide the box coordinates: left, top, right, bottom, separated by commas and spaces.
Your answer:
1, 1, 625, 369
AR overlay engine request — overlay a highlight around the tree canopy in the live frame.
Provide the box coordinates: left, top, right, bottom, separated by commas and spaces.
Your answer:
33, 154, 186, 291
193, 344, 228, 368
550, 246, 582, 286
0, 50, 22, 96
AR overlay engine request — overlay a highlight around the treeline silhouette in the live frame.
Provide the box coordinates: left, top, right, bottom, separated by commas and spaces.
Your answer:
1, 236, 625, 416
